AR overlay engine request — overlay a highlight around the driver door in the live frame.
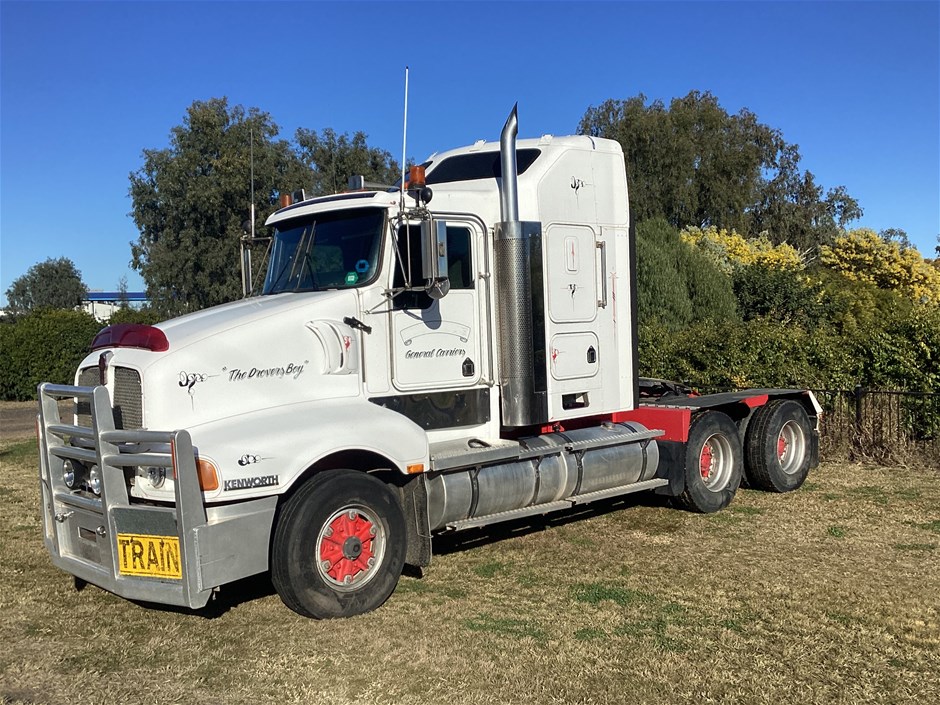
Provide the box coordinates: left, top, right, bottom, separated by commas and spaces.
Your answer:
389, 219, 482, 392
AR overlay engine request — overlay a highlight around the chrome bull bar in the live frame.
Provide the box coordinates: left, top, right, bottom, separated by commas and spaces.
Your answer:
37, 383, 275, 610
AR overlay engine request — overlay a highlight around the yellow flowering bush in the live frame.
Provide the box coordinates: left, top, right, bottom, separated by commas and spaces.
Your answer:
819, 228, 940, 305
680, 226, 805, 273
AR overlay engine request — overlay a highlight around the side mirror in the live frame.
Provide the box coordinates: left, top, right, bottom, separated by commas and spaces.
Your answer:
421, 219, 450, 299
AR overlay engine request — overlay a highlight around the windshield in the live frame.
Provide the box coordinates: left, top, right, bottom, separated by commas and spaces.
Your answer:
262, 208, 386, 295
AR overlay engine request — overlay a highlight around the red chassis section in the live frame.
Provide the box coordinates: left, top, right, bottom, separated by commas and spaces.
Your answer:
529, 391, 783, 443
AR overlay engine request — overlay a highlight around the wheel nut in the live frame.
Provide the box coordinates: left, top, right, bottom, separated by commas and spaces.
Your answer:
367, 557, 375, 568
347, 510, 357, 520
321, 560, 331, 571
344, 575, 353, 585
369, 526, 376, 536
324, 526, 333, 537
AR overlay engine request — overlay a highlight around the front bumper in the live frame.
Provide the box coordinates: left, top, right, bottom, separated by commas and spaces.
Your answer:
38, 383, 276, 609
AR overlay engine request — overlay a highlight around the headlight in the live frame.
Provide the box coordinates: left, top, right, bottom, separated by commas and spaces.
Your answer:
62, 460, 78, 489
88, 466, 102, 496
147, 466, 166, 489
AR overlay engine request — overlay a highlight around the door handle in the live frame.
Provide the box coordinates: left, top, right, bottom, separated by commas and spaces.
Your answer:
596, 241, 608, 309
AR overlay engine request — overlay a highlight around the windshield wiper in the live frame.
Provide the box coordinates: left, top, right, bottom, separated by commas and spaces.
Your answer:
268, 221, 316, 292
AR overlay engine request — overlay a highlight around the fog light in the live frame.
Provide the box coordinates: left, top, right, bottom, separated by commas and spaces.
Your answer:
88, 466, 102, 496
147, 466, 166, 489
62, 460, 77, 489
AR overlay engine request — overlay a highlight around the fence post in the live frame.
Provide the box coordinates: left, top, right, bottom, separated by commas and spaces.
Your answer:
852, 384, 868, 459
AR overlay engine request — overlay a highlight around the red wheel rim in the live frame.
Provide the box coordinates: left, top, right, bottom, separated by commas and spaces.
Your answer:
317, 507, 382, 588
700, 443, 715, 480
777, 433, 788, 461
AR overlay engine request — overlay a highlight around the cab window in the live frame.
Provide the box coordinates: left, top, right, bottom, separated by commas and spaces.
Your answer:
393, 224, 473, 309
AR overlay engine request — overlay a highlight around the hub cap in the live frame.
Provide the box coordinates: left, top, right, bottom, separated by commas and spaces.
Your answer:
316, 506, 385, 591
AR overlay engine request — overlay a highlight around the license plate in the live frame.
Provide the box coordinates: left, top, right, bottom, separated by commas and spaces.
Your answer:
116, 533, 182, 579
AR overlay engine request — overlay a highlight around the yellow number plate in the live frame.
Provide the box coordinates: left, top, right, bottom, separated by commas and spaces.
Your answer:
116, 533, 182, 579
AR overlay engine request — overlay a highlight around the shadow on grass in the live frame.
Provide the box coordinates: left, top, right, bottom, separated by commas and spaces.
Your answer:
111, 572, 278, 620
70, 493, 677, 618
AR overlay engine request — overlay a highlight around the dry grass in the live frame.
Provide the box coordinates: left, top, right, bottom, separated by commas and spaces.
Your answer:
2, 437, 938, 705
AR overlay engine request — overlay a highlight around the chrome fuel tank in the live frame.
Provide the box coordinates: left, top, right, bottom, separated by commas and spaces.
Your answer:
427, 422, 659, 531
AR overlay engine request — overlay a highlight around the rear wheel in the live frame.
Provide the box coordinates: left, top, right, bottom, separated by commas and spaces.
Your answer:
745, 400, 812, 492
272, 469, 406, 618
675, 411, 743, 513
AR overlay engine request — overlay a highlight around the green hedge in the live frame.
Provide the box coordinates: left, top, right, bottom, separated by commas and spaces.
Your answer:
635, 219, 939, 394
636, 218, 739, 328
639, 320, 860, 390
859, 304, 940, 391
0, 310, 103, 401
638, 305, 939, 393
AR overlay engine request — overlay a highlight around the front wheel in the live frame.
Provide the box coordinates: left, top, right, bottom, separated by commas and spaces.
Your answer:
272, 469, 406, 618
674, 411, 743, 513
744, 400, 812, 492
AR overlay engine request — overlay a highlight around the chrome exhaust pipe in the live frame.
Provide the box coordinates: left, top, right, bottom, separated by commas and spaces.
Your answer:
494, 103, 548, 427
499, 103, 519, 223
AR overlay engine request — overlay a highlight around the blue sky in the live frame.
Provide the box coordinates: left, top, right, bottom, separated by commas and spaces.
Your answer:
2, 1, 938, 304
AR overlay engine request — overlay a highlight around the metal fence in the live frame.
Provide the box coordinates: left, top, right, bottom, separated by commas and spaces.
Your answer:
810, 387, 940, 464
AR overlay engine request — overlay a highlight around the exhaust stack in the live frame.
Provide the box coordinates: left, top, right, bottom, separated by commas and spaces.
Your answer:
494, 105, 548, 427
499, 105, 519, 223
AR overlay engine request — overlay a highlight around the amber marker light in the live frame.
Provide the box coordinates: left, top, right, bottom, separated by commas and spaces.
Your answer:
196, 458, 220, 491
171, 446, 220, 492
406, 463, 424, 474
408, 165, 426, 188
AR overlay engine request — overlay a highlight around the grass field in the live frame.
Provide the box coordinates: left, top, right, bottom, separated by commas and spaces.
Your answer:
2, 436, 938, 705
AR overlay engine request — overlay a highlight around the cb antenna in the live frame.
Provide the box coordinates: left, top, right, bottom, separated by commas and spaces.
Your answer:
241, 124, 257, 298
400, 66, 409, 214
250, 124, 255, 242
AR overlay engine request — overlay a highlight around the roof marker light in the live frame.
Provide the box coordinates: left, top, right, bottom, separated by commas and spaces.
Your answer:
91, 324, 169, 352
409, 165, 426, 188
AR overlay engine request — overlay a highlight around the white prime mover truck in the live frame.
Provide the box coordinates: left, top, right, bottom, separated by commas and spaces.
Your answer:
38, 107, 820, 618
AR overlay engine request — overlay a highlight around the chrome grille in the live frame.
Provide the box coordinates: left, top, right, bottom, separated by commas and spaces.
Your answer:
75, 365, 143, 430
113, 367, 143, 429
76, 367, 98, 426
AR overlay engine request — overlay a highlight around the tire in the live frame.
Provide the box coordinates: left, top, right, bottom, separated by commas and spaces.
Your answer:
674, 411, 743, 513
744, 400, 812, 493
271, 469, 406, 619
